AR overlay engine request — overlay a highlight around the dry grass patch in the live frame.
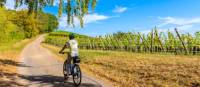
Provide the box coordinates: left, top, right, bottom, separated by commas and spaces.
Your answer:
81, 52, 200, 87
42, 43, 200, 87
0, 37, 37, 85
0, 51, 19, 76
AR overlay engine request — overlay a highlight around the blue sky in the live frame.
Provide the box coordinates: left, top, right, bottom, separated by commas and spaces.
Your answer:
6, 0, 200, 36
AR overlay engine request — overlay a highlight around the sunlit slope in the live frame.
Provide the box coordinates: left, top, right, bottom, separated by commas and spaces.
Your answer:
43, 43, 200, 87
43, 31, 200, 87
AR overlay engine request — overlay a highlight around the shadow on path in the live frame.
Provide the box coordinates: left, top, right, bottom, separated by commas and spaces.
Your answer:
0, 73, 101, 87
0, 72, 24, 87
0, 59, 31, 67
19, 75, 101, 87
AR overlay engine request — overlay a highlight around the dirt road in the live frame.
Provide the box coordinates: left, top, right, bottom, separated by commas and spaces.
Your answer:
17, 35, 111, 87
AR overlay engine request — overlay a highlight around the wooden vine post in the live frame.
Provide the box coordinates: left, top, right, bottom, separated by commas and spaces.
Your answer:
150, 29, 154, 53
127, 33, 133, 52
175, 28, 189, 55
107, 35, 114, 50
129, 33, 136, 52
138, 32, 150, 52
154, 29, 165, 52
99, 36, 106, 50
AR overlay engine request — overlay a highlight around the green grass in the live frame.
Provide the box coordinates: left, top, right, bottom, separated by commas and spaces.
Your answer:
0, 36, 38, 52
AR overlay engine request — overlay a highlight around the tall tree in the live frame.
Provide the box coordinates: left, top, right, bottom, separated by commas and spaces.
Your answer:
0, 0, 5, 7
12, 0, 97, 28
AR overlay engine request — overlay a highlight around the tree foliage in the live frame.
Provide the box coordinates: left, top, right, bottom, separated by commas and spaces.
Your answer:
37, 12, 58, 33
12, 0, 97, 27
0, 7, 58, 45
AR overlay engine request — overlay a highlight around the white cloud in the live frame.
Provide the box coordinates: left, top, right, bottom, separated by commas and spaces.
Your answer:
177, 25, 194, 31
158, 17, 200, 27
5, 0, 60, 9
59, 13, 109, 29
5, 0, 15, 9
141, 25, 194, 34
53, 0, 60, 6
83, 13, 109, 24
53, 0, 68, 6
113, 6, 127, 13
157, 16, 200, 32
5, 0, 27, 10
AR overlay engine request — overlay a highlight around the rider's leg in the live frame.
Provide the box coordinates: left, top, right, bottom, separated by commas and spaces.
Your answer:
64, 54, 72, 81
66, 53, 72, 75
64, 59, 69, 80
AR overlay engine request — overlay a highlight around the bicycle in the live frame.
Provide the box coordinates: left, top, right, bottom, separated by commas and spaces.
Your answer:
60, 52, 82, 86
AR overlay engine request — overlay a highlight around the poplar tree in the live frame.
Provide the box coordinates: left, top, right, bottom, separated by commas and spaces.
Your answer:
13, 0, 97, 28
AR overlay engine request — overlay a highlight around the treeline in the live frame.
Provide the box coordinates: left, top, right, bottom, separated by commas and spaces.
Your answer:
0, 7, 58, 46
45, 29, 200, 55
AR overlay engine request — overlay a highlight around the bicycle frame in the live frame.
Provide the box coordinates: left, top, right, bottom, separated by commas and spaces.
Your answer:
61, 52, 82, 86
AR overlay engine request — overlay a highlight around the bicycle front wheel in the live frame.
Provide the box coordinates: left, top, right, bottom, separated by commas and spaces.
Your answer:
73, 65, 82, 86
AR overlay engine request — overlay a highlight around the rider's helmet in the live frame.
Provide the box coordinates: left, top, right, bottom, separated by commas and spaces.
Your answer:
69, 33, 75, 40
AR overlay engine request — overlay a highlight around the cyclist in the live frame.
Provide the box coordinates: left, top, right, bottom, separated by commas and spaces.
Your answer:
59, 33, 79, 80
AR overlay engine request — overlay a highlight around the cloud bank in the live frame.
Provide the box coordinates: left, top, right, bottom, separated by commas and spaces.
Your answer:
158, 17, 200, 27
5, 0, 27, 10
59, 13, 109, 29
113, 6, 127, 13
157, 16, 200, 33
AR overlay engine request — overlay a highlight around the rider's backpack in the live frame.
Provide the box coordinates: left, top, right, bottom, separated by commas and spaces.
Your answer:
73, 56, 80, 63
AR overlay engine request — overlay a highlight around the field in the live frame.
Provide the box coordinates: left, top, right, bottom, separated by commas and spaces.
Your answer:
1, 1, 200, 86
42, 31, 200, 86
43, 43, 200, 87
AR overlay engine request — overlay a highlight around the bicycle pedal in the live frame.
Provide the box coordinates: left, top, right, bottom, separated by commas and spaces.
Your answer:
64, 77, 69, 81
63, 80, 68, 83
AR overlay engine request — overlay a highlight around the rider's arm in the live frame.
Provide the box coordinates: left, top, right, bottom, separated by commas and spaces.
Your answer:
59, 42, 69, 53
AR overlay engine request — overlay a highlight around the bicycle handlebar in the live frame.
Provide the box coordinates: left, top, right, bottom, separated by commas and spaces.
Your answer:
59, 52, 68, 54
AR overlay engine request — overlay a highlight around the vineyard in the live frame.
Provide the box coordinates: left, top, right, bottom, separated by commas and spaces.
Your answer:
44, 28, 200, 55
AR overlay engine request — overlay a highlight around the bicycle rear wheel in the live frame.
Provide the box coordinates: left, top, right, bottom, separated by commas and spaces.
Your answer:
73, 65, 82, 86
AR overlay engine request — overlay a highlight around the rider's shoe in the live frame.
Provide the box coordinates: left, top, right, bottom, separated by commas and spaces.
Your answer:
64, 76, 69, 83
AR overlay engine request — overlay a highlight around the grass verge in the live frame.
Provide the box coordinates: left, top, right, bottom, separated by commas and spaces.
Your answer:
0, 36, 37, 85
42, 43, 200, 87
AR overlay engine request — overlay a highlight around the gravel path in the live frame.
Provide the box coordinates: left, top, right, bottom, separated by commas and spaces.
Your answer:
17, 35, 111, 87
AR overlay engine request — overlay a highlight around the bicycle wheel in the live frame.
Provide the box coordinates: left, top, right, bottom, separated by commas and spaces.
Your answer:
73, 65, 82, 86
63, 61, 68, 79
